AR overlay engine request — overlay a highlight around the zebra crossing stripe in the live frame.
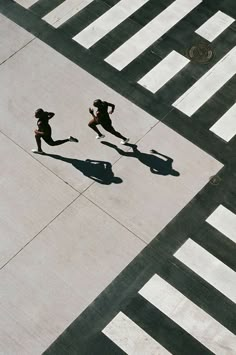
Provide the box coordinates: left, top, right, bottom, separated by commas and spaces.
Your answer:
43, 0, 95, 28
195, 11, 235, 42
206, 205, 236, 244
209, 103, 236, 142
73, 0, 149, 48
172, 46, 236, 117
174, 239, 236, 303
138, 51, 189, 93
139, 274, 236, 355
105, 0, 202, 71
14, 0, 39, 8
102, 312, 171, 355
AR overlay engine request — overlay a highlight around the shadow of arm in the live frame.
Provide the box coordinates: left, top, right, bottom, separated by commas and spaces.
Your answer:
150, 150, 173, 163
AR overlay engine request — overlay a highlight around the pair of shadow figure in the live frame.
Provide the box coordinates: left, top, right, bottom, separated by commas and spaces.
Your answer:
44, 143, 180, 185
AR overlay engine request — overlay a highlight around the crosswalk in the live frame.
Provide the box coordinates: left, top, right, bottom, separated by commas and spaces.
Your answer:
13, 0, 236, 144
104, 0, 203, 70
102, 204, 236, 354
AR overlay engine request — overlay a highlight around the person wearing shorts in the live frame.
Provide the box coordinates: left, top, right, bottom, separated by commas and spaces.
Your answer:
88, 99, 129, 145
32, 108, 78, 154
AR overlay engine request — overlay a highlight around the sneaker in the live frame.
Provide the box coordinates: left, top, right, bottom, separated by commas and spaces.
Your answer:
96, 134, 105, 139
31, 149, 44, 154
69, 136, 79, 142
120, 138, 129, 145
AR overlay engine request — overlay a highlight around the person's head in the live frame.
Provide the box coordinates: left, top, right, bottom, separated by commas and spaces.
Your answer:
93, 99, 102, 108
35, 108, 44, 118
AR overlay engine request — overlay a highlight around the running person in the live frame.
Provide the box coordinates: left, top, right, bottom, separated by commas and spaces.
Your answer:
32, 108, 78, 154
88, 99, 129, 145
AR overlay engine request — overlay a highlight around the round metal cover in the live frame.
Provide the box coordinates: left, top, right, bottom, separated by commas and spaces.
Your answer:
209, 175, 221, 185
186, 42, 214, 63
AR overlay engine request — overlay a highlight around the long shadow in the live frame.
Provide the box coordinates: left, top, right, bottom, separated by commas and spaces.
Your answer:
101, 142, 180, 176
44, 153, 122, 185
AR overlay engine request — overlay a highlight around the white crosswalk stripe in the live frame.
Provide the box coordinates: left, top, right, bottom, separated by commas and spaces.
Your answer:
174, 238, 236, 303
210, 103, 236, 142
206, 205, 236, 243
102, 312, 172, 355
14, 0, 39, 8
138, 50, 190, 93
195, 10, 235, 42
43, 0, 95, 28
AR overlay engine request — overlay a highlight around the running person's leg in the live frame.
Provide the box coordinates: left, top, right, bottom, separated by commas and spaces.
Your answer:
101, 121, 129, 143
88, 118, 105, 139
35, 134, 43, 152
43, 135, 69, 146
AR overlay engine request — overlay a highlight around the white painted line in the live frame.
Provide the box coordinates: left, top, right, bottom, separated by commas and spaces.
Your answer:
138, 51, 189, 93
14, 0, 39, 8
206, 205, 236, 244
174, 239, 236, 303
210, 103, 236, 142
196, 11, 235, 42
139, 274, 236, 355
105, 0, 202, 70
43, 0, 94, 28
172, 45, 236, 116
102, 312, 171, 355
73, 0, 149, 48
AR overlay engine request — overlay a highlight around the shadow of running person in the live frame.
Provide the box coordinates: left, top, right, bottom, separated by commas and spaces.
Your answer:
101, 142, 180, 176
44, 153, 123, 185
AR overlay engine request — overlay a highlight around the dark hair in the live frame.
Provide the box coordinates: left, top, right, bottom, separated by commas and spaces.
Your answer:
93, 99, 102, 107
35, 108, 44, 118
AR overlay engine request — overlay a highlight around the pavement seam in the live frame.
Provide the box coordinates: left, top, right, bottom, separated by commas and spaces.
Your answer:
82, 194, 148, 246
80, 115, 174, 245
0, 129, 80, 193
0, 37, 36, 67
0, 194, 81, 271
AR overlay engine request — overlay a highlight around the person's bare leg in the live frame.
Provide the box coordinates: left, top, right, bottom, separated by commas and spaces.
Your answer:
88, 119, 104, 138
35, 134, 43, 152
103, 124, 129, 143
43, 136, 69, 146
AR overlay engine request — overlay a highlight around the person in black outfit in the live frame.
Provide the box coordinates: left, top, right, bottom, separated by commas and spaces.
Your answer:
32, 108, 78, 154
88, 99, 129, 145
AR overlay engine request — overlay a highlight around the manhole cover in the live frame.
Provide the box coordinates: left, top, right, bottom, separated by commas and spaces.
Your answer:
186, 42, 214, 63
209, 175, 221, 185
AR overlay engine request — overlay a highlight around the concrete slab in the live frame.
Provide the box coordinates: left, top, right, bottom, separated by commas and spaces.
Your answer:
0, 14, 34, 64
0, 38, 157, 192
0, 131, 77, 268
85, 122, 223, 243
0, 195, 144, 355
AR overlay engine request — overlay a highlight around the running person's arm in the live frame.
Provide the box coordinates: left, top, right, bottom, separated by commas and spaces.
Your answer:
34, 129, 45, 136
106, 102, 115, 114
89, 107, 97, 118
